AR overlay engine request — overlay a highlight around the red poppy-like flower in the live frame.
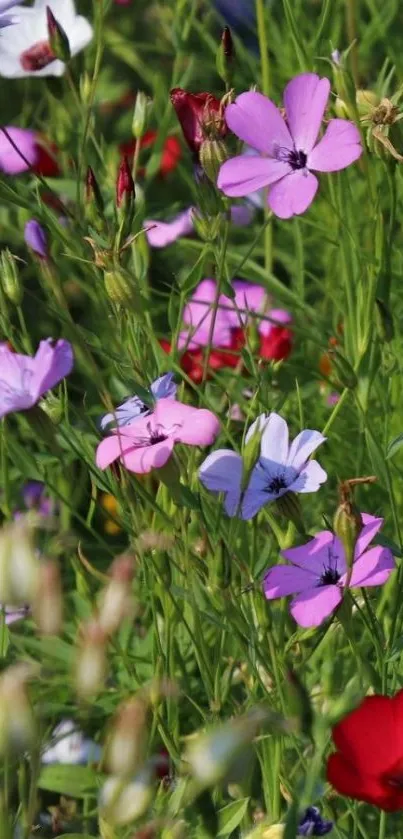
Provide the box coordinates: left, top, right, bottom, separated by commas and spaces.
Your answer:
170, 88, 227, 156
260, 325, 293, 361
327, 690, 403, 811
120, 130, 182, 178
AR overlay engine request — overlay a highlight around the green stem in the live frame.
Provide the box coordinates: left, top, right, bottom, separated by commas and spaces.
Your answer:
255, 0, 270, 95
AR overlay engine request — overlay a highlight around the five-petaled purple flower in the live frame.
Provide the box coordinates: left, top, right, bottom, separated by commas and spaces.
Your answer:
263, 514, 395, 627
199, 412, 327, 519
217, 73, 362, 219
0, 339, 73, 419
24, 219, 48, 259
100, 373, 177, 430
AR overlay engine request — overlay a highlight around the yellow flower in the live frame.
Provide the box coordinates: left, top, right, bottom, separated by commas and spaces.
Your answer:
100, 493, 121, 535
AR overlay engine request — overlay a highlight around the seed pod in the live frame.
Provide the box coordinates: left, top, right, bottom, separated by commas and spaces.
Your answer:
0, 249, 22, 305
199, 138, 229, 183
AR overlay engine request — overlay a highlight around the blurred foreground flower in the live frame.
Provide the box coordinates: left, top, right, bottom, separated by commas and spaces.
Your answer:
0, 126, 60, 175
264, 513, 394, 627
0, 338, 73, 419
101, 372, 177, 430
327, 689, 403, 810
0, 663, 36, 757
96, 398, 220, 475
0, 0, 93, 77
218, 73, 362, 218
200, 413, 326, 519
0, 515, 39, 605
42, 719, 101, 764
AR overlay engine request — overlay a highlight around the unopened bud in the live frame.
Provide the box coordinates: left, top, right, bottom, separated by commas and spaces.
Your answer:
0, 248, 22, 305
24, 219, 48, 260
199, 138, 229, 183
79, 72, 92, 105
170, 88, 227, 156
133, 92, 152, 140
75, 620, 107, 699
100, 768, 154, 826
46, 6, 71, 62
104, 269, 133, 305
328, 349, 357, 389
116, 156, 135, 210
98, 554, 135, 635
375, 297, 394, 343
86, 166, 104, 214
106, 698, 148, 776
33, 560, 62, 635
39, 391, 64, 424
216, 27, 234, 89
333, 497, 362, 571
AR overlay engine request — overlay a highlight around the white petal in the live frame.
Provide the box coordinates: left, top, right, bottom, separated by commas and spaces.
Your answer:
287, 429, 326, 470
244, 413, 269, 445
260, 412, 289, 466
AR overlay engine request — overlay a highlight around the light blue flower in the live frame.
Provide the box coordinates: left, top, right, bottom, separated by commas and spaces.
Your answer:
100, 373, 177, 431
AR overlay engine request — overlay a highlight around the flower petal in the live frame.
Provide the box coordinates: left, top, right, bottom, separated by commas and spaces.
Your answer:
268, 170, 318, 219
145, 208, 194, 248
96, 434, 137, 469
153, 398, 220, 446
331, 693, 403, 779
282, 530, 335, 576
354, 513, 384, 558
199, 449, 243, 516
290, 585, 342, 627
244, 413, 270, 446
0, 126, 38, 174
287, 428, 326, 470
345, 546, 395, 588
31, 339, 74, 399
308, 119, 362, 172
283, 73, 330, 154
288, 460, 327, 493
327, 752, 401, 811
225, 91, 293, 155
120, 439, 174, 473
260, 412, 289, 467
263, 564, 317, 599
218, 155, 290, 198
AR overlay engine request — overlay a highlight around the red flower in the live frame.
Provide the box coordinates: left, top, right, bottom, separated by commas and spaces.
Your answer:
170, 88, 227, 156
259, 325, 293, 362
32, 138, 60, 177
120, 131, 181, 178
327, 690, 403, 811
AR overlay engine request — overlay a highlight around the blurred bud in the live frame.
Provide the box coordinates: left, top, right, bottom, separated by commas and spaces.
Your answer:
328, 349, 357, 389
199, 138, 229, 182
170, 88, 227, 156
286, 668, 313, 738
133, 92, 152, 140
106, 697, 148, 776
33, 560, 63, 635
80, 72, 92, 104
75, 620, 108, 699
0, 516, 39, 605
0, 664, 36, 757
100, 767, 154, 826
0, 248, 22, 305
86, 166, 105, 215
375, 297, 394, 343
333, 484, 363, 571
98, 554, 135, 635
186, 708, 267, 787
46, 6, 71, 62
24, 219, 48, 260
216, 27, 234, 89
116, 156, 135, 209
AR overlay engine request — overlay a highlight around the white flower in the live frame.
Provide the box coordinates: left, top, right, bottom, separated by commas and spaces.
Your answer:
0, 1, 20, 29
0, 0, 93, 77
42, 719, 101, 764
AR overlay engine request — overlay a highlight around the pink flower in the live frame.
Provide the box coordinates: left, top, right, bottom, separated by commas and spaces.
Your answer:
0, 126, 38, 174
96, 398, 220, 475
0, 339, 73, 419
217, 73, 362, 219
263, 515, 395, 627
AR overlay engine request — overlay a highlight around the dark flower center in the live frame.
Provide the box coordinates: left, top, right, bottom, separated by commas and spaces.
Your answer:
319, 567, 340, 586
20, 41, 56, 72
288, 149, 308, 170
267, 476, 287, 495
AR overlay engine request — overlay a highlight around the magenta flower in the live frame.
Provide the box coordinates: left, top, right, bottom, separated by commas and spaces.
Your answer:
0, 126, 38, 174
0, 339, 73, 419
24, 219, 48, 259
263, 515, 395, 627
96, 398, 220, 475
217, 73, 362, 219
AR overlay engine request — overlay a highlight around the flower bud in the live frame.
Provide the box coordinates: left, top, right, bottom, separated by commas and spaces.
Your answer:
216, 27, 234, 89
170, 88, 227, 156
86, 165, 104, 215
24, 219, 48, 260
79, 71, 92, 104
199, 138, 229, 183
328, 349, 357, 389
75, 620, 108, 700
133, 92, 152, 140
98, 554, 135, 635
46, 6, 71, 62
39, 391, 64, 424
375, 297, 394, 343
116, 156, 135, 210
106, 697, 148, 777
100, 768, 154, 826
104, 269, 133, 306
0, 248, 22, 305
33, 559, 63, 635
333, 494, 362, 571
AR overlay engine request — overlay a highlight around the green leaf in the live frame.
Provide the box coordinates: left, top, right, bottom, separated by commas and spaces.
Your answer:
386, 433, 403, 460
37, 764, 101, 797
57, 835, 98, 838
217, 797, 250, 836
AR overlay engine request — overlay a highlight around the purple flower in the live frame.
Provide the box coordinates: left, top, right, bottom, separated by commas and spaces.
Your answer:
0, 339, 73, 419
24, 219, 48, 259
3, 604, 29, 625
0, 126, 38, 174
263, 514, 395, 628
22, 480, 53, 517
298, 807, 333, 836
199, 413, 327, 519
100, 372, 177, 431
217, 73, 362, 219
